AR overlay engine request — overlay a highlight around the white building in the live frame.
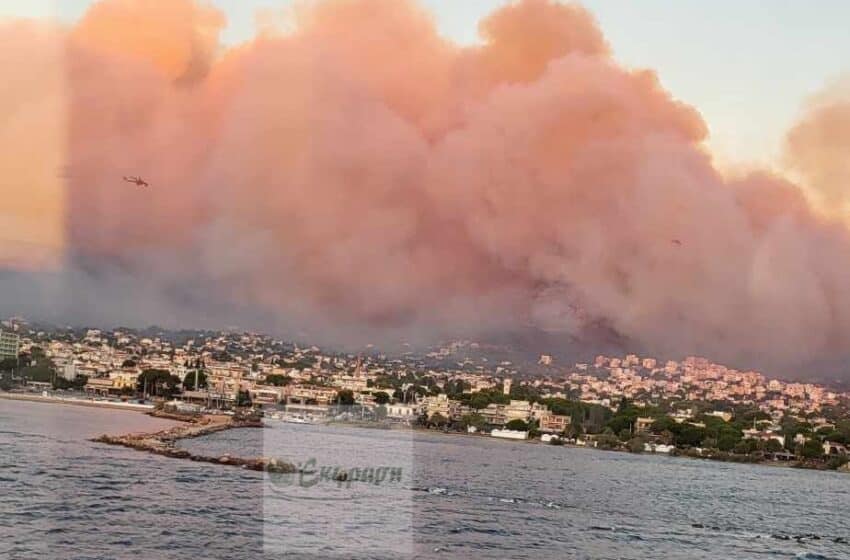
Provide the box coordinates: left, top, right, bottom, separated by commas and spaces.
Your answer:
386, 403, 418, 421
708, 410, 733, 422
644, 443, 675, 454
422, 394, 452, 419
62, 363, 78, 381
491, 429, 528, 440
0, 329, 20, 360
823, 441, 848, 456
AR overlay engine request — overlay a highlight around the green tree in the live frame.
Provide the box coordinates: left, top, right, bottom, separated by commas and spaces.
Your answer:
0, 358, 18, 372
373, 391, 391, 405
799, 439, 824, 460
460, 413, 486, 430
444, 379, 470, 398
374, 404, 388, 420
505, 419, 529, 431
595, 432, 621, 450
213, 351, 233, 362
429, 412, 448, 428
137, 369, 181, 398
826, 455, 849, 470
182, 370, 208, 390
291, 356, 317, 371
676, 425, 707, 448
836, 420, 850, 441
336, 389, 355, 406
819, 430, 847, 444
468, 392, 492, 409
764, 439, 784, 453
527, 419, 541, 439
717, 433, 740, 452
236, 389, 253, 408
627, 436, 646, 453
53, 374, 88, 391
538, 398, 611, 435
464, 389, 509, 410
508, 382, 541, 402
581, 404, 614, 434
265, 374, 292, 387
20, 355, 56, 384
734, 439, 759, 455
566, 422, 584, 438
651, 416, 678, 434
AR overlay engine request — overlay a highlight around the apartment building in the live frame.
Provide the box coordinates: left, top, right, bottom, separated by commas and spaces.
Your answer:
0, 329, 20, 361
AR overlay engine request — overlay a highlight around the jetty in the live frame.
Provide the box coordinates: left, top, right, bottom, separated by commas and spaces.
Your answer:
92, 410, 296, 473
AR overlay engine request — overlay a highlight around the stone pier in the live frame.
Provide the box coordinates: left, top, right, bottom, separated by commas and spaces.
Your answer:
92, 411, 295, 473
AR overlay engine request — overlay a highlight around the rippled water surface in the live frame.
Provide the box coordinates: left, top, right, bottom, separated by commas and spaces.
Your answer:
2, 399, 848, 559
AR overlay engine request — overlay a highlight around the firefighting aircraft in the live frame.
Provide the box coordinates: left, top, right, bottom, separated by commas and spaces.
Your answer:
671, 239, 682, 246
123, 176, 149, 187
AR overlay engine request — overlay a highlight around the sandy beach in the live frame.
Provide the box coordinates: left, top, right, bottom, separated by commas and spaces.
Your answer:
0, 391, 154, 412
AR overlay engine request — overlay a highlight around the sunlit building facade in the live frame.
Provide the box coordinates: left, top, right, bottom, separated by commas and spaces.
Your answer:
0, 330, 20, 361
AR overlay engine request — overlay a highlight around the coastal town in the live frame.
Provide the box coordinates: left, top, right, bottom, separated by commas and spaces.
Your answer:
1, 317, 849, 470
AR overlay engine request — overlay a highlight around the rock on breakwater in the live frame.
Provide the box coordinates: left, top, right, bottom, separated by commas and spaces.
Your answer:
92, 412, 296, 473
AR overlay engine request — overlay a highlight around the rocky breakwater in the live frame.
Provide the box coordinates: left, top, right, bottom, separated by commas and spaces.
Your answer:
92, 411, 296, 473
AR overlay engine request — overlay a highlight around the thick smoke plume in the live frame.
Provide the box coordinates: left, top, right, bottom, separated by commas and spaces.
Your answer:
785, 79, 850, 218
2, 0, 850, 376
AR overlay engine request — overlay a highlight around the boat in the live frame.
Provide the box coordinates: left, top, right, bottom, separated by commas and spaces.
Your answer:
267, 412, 313, 424
281, 415, 313, 424
491, 429, 529, 440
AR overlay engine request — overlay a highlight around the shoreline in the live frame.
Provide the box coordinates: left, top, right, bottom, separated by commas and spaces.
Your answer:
0, 392, 294, 473
0, 391, 154, 412
6, 395, 845, 474
353, 422, 849, 473
411, 426, 850, 472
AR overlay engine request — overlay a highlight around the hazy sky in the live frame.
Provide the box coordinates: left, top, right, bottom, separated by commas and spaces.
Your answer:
2, 0, 848, 168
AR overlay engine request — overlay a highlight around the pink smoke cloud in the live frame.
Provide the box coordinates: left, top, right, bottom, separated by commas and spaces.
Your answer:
2, 0, 850, 375
785, 79, 850, 216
